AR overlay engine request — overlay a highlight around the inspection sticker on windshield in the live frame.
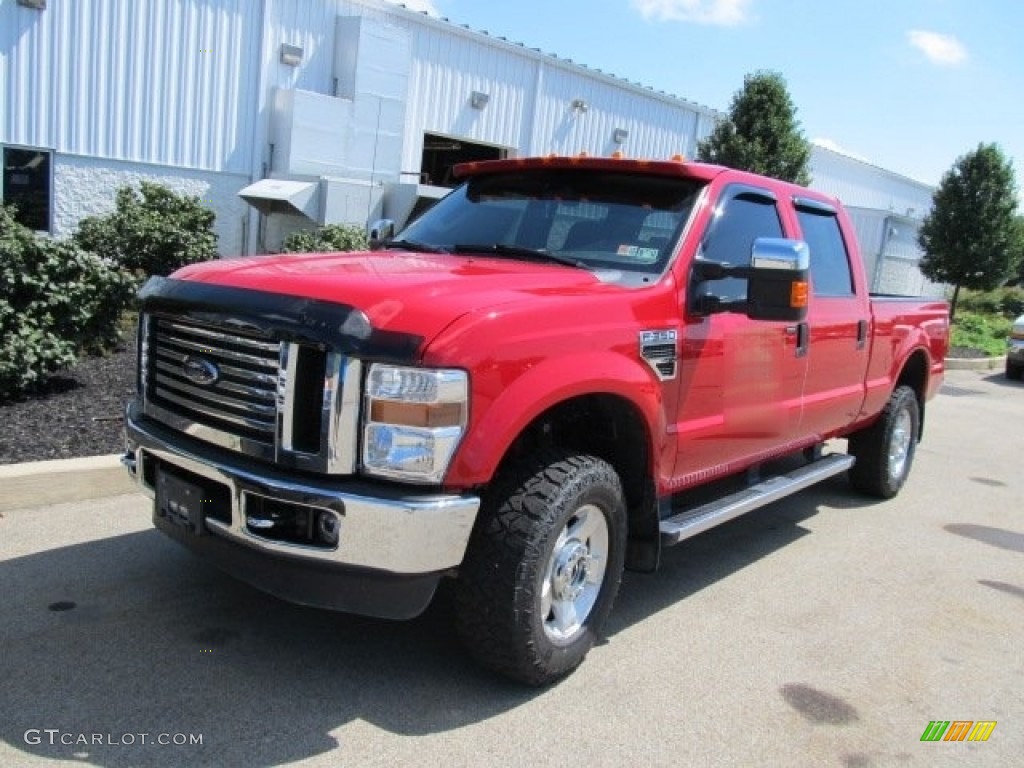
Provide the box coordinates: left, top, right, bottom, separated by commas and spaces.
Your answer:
616, 244, 660, 263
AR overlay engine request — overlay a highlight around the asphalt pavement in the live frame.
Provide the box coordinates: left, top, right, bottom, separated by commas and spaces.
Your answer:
1, 368, 1021, 767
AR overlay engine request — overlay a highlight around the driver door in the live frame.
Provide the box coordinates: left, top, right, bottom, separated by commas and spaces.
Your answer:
672, 185, 810, 486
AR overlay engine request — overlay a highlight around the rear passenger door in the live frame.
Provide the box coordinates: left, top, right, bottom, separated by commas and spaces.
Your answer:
794, 198, 870, 438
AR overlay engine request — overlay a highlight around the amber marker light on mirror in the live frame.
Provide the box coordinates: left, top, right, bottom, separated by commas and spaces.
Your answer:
791, 281, 809, 308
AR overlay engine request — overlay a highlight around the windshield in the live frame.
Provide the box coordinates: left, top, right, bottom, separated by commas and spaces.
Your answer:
396, 169, 704, 278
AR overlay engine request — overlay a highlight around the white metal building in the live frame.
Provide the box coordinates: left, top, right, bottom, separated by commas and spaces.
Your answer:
1, 0, 939, 295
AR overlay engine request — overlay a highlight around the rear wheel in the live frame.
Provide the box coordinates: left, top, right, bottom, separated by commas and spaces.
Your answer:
848, 385, 920, 499
1006, 361, 1023, 380
454, 451, 627, 686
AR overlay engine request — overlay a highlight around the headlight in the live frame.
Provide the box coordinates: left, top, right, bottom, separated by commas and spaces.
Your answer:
361, 364, 468, 483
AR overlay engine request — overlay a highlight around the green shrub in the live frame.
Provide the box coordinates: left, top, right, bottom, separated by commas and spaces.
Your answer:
949, 311, 1013, 356
73, 181, 218, 276
281, 223, 368, 253
999, 286, 1024, 318
0, 204, 136, 399
957, 287, 1024, 319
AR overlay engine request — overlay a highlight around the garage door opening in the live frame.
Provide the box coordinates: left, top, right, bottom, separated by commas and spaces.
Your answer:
420, 133, 507, 189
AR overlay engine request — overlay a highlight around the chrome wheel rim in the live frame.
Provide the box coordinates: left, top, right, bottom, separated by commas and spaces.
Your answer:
540, 504, 609, 644
888, 407, 913, 481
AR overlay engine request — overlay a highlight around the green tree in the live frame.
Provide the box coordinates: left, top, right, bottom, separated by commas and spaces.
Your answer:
282, 223, 369, 253
918, 143, 1020, 318
697, 70, 812, 186
1012, 215, 1024, 285
73, 182, 218, 276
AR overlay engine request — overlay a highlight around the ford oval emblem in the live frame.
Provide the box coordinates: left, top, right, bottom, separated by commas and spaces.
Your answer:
182, 355, 219, 386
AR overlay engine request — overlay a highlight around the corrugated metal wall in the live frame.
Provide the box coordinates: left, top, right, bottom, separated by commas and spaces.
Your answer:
2, 0, 262, 173
401, 14, 718, 170
4, 0, 938, 272
405, 24, 535, 158
810, 147, 934, 216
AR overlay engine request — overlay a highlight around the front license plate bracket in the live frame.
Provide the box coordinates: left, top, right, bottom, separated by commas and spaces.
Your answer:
156, 468, 210, 536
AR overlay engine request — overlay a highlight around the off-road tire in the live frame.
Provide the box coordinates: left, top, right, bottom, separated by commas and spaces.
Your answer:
848, 385, 920, 499
454, 450, 627, 686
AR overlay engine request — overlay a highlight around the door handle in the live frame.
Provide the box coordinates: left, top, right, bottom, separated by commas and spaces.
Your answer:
788, 322, 809, 357
856, 319, 868, 350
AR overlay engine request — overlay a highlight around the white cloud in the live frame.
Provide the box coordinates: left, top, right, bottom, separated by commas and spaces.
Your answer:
907, 30, 968, 66
381, 0, 440, 17
812, 138, 868, 163
632, 0, 752, 26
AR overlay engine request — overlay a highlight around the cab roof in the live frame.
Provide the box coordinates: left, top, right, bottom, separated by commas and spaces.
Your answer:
452, 155, 835, 205
453, 154, 726, 183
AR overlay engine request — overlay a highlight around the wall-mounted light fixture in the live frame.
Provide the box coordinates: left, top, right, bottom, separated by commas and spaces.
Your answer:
470, 91, 490, 110
280, 43, 304, 67
17, 0, 47, 8
571, 98, 589, 113
613, 128, 629, 144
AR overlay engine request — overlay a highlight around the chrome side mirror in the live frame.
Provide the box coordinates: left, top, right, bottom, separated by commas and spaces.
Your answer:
368, 219, 395, 251
747, 238, 810, 322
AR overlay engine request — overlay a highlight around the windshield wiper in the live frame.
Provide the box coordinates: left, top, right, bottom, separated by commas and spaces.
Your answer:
450, 243, 586, 269
379, 238, 449, 254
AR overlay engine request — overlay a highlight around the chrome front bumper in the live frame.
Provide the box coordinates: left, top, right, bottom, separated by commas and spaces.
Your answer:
123, 404, 480, 617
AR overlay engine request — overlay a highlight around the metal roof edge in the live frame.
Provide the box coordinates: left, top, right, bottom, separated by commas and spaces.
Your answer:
351, 0, 723, 119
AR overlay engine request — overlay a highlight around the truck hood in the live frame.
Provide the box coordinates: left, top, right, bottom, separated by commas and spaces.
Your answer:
173, 250, 610, 346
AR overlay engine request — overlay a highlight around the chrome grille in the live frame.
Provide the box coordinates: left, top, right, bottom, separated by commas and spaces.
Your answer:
150, 318, 280, 444
141, 313, 361, 475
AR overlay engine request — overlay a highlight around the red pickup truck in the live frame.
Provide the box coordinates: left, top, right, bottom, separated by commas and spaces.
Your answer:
123, 156, 948, 685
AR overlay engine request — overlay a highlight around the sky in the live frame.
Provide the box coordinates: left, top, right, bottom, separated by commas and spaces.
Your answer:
385, 0, 1023, 194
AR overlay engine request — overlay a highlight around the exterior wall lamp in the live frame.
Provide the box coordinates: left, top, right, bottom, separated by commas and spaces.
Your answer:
613, 128, 629, 144
571, 98, 588, 113
470, 91, 490, 109
280, 44, 304, 67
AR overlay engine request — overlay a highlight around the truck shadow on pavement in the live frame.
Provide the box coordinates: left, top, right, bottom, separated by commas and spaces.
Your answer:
609, 474, 854, 632
1, 476, 858, 766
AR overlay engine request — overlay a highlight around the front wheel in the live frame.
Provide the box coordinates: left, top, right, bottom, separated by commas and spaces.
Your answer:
848, 385, 920, 499
454, 451, 627, 686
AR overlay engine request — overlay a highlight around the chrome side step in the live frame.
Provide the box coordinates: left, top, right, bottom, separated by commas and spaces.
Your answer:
659, 453, 855, 546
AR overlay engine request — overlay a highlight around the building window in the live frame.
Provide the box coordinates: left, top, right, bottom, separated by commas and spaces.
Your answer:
2, 147, 52, 232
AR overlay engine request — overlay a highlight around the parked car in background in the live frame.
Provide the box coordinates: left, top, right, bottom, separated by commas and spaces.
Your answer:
1007, 315, 1024, 380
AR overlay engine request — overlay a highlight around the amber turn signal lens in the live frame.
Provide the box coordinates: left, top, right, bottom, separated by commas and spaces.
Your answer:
790, 281, 809, 308
370, 400, 464, 428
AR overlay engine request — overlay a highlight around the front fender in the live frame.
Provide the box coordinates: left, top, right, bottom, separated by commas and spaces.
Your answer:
444, 350, 669, 488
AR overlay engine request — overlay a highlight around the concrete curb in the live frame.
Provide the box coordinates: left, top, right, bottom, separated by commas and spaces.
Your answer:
945, 355, 1006, 371
0, 454, 135, 512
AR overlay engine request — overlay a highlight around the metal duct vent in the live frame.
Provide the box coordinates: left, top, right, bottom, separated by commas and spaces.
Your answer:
639, 329, 678, 380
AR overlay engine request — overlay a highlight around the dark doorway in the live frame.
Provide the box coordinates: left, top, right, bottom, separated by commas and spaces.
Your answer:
419, 133, 506, 189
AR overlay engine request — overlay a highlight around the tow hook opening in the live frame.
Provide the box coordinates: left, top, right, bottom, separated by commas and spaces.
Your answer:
244, 494, 342, 550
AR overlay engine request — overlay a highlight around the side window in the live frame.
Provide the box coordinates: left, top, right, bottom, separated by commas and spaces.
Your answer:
699, 191, 784, 301
796, 206, 855, 297
2, 147, 52, 232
